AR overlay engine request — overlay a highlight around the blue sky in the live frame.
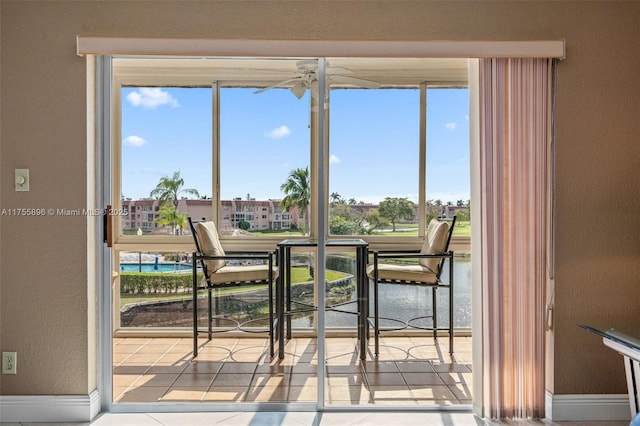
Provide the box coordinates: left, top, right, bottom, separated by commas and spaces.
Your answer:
121, 86, 469, 204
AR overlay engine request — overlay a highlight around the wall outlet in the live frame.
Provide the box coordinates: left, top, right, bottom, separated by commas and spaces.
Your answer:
2, 352, 17, 374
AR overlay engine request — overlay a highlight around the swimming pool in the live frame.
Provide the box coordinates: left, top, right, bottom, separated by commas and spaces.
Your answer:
120, 263, 192, 273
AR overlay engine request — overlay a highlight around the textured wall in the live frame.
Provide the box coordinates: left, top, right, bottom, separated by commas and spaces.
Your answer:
0, 0, 639, 397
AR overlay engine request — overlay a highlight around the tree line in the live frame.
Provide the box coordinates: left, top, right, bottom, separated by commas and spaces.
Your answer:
147, 168, 469, 235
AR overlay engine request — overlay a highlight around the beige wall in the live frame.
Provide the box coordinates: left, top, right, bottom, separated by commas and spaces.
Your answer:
1, 0, 639, 398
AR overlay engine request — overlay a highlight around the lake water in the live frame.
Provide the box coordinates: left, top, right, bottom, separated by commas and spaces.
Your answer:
300, 255, 471, 329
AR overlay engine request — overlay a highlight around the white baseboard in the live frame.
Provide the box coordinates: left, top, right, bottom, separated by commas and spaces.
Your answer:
546, 391, 632, 421
0, 390, 630, 422
0, 389, 100, 422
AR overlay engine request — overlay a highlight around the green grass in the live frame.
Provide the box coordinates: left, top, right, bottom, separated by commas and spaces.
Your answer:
373, 220, 470, 237
452, 220, 470, 237
246, 221, 471, 238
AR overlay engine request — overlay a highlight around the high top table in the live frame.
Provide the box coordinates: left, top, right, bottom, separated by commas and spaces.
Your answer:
276, 239, 369, 360
579, 323, 640, 417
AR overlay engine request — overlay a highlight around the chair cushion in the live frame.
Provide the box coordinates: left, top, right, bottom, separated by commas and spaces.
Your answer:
418, 219, 450, 273
207, 264, 279, 285
366, 263, 437, 284
195, 221, 226, 273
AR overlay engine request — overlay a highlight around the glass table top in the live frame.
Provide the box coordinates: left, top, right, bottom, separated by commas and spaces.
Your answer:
579, 323, 640, 351
277, 238, 368, 247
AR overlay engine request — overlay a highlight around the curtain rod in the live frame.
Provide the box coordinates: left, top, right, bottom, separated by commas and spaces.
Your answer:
77, 37, 565, 60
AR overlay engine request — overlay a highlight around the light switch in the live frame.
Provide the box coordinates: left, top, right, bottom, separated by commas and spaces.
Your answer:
15, 169, 29, 192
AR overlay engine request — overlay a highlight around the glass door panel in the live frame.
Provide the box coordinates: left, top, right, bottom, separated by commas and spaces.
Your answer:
219, 86, 311, 238
113, 58, 317, 407
119, 87, 212, 238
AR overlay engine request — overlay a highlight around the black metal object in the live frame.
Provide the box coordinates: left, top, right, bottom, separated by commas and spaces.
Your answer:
368, 216, 457, 356
276, 239, 369, 360
188, 217, 277, 358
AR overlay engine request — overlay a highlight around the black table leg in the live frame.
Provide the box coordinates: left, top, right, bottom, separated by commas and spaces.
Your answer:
277, 245, 285, 359
449, 254, 454, 355
358, 245, 368, 360
286, 246, 292, 340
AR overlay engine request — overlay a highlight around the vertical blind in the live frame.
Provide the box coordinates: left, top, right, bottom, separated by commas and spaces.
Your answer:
479, 58, 551, 419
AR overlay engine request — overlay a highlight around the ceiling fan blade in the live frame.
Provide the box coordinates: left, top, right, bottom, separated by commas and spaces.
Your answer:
294, 60, 352, 75
326, 66, 353, 75
329, 75, 381, 89
253, 77, 302, 94
290, 81, 307, 99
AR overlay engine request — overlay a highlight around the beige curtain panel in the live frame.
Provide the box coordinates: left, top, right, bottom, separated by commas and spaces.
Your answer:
479, 58, 551, 419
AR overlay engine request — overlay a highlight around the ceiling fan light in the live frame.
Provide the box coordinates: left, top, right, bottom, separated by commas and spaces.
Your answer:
291, 82, 307, 99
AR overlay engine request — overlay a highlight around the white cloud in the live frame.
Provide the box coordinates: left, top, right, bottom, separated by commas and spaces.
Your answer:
126, 88, 179, 108
123, 135, 147, 147
329, 154, 341, 164
266, 125, 291, 139
445, 122, 458, 130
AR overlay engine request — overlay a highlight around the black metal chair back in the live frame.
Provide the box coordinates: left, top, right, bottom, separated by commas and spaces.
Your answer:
188, 216, 211, 285
434, 215, 457, 282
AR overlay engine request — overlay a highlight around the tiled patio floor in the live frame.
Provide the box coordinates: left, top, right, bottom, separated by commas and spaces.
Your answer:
113, 335, 472, 405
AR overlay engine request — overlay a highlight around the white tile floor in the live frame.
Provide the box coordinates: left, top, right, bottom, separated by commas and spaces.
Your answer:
112, 336, 473, 405
7, 411, 628, 426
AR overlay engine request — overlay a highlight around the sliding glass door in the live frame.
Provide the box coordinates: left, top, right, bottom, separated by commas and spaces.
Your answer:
104, 55, 471, 411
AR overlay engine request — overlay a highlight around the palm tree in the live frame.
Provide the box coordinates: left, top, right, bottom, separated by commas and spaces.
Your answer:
154, 204, 188, 235
150, 171, 200, 208
280, 167, 310, 234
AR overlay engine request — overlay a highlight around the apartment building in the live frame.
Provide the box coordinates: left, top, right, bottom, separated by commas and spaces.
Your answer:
121, 196, 304, 233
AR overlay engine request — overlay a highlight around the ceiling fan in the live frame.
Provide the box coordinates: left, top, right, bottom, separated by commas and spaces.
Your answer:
254, 60, 382, 99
